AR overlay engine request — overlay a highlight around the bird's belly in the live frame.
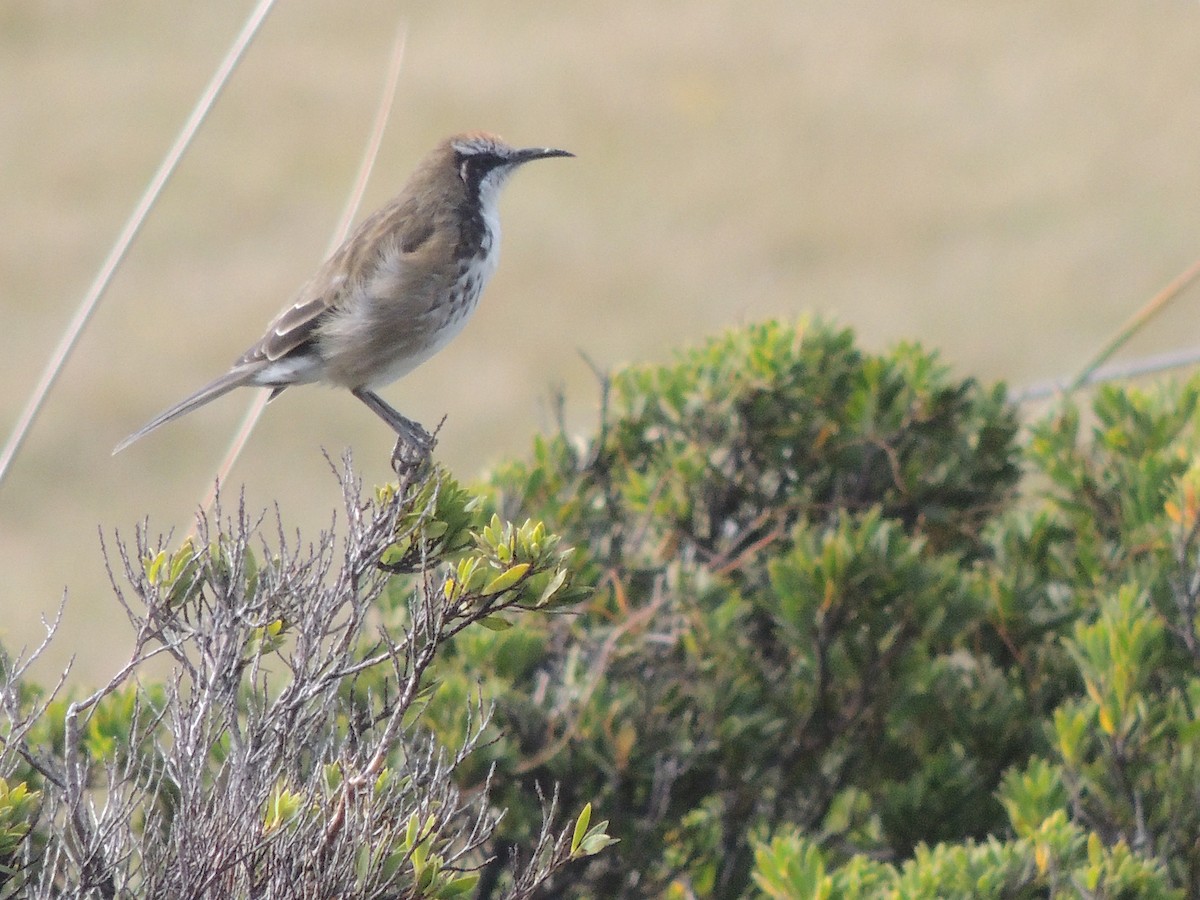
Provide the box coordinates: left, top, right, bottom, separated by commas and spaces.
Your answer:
363, 300, 477, 389
318, 241, 496, 390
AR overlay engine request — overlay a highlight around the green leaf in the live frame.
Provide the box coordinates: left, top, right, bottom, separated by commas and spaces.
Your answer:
483, 562, 530, 595
437, 874, 479, 898
572, 803, 592, 854
579, 830, 619, 857
538, 567, 569, 606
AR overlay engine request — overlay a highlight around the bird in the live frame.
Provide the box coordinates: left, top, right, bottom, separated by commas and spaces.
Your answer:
114, 131, 573, 459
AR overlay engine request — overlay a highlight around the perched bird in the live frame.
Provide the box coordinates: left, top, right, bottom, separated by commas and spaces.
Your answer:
114, 131, 572, 457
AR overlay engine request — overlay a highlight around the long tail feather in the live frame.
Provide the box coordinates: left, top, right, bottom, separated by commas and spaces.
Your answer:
113, 368, 257, 454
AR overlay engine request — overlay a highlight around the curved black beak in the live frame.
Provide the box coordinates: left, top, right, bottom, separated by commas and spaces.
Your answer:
514, 146, 575, 163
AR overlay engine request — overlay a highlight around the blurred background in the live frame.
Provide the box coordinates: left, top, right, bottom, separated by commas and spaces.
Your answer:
2, 1, 1199, 686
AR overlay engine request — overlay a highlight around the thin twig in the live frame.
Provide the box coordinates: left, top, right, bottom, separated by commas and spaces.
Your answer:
1063, 256, 1200, 396
0, 0, 280, 493
200, 23, 409, 510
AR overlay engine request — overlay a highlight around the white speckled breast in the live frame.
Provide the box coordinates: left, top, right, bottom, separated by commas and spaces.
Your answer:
363, 242, 498, 389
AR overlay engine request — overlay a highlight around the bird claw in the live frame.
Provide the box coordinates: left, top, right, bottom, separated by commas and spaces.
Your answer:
390, 429, 435, 479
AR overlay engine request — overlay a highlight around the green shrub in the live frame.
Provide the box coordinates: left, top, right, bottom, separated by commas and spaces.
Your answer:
993, 380, 1200, 896
420, 319, 1028, 896
744, 371, 1200, 899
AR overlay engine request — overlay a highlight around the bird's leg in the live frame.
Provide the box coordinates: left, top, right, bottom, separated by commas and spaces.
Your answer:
353, 388, 435, 447
352, 388, 436, 475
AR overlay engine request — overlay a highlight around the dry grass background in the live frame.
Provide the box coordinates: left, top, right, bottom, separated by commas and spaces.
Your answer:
2, 1, 1199, 685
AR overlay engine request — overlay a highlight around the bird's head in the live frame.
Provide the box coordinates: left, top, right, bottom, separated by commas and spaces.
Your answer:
447, 132, 573, 201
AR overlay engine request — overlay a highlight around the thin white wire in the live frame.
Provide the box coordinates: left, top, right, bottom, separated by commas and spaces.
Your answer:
1016, 344, 1200, 403
0, 0, 280, 492
200, 23, 409, 511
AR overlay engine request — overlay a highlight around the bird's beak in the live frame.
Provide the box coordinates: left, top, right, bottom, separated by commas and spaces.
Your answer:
514, 147, 575, 163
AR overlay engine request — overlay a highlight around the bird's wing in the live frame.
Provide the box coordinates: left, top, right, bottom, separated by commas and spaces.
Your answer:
235, 270, 344, 368
233, 199, 437, 370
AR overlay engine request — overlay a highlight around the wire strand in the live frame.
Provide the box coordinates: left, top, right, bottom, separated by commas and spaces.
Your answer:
1016, 343, 1200, 403
199, 23, 409, 511
0, 0, 280, 493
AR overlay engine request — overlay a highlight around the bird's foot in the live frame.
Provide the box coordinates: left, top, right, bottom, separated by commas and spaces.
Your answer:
390, 426, 436, 479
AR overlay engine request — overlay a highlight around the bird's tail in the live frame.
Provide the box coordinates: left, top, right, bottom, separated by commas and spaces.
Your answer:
112, 367, 258, 455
